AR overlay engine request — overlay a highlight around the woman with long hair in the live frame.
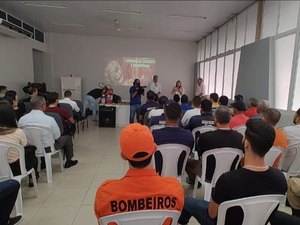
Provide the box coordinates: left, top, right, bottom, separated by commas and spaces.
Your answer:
0, 101, 38, 186
171, 80, 185, 97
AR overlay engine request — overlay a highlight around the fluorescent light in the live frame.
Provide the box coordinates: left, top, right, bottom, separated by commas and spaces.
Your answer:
100, 8, 142, 15
22, 1, 67, 9
168, 14, 207, 20
52, 23, 85, 27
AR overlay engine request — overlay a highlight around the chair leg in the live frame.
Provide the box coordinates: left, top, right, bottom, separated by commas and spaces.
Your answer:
37, 157, 41, 172
59, 151, 64, 172
15, 185, 23, 216
192, 176, 199, 198
30, 170, 39, 198
45, 155, 53, 183
204, 183, 212, 202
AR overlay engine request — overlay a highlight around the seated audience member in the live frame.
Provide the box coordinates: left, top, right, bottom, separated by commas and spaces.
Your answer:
218, 95, 228, 106
18, 86, 38, 116
185, 106, 244, 184
270, 211, 300, 225
18, 96, 78, 168
171, 80, 185, 97
229, 101, 249, 128
209, 93, 219, 109
234, 94, 243, 102
0, 85, 7, 98
140, 90, 159, 123
282, 108, 300, 172
148, 96, 168, 119
252, 99, 270, 120
0, 179, 22, 225
181, 95, 192, 111
181, 96, 201, 127
173, 94, 180, 103
287, 177, 300, 217
59, 90, 80, 113
262, 108, 287, 168
4, 90, 22, 120
178, 120, 287, 225
46, 92, 75, 136
82, 88, 102, 122
94, 123, 184, 222
152, 101, 194, 150
0, 102, 38, 186
245, 97, 258, 117
187, 99, 214, 131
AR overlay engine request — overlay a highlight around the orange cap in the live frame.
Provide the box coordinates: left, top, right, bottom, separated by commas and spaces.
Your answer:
120, 123, 156, 161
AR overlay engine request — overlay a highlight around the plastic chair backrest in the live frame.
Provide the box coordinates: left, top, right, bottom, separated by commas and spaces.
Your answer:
232, 125, 247, 136
265, 146, 283, 167
59, 103, 74, 117
99, 210, 181, 225
45, 112, 64, 134
192, 126, 217, 151
202, 148, 243, 187
0, 141, 26, 180
22, 125, 55, 156
217, 195, 284, 225
154, 144, 191, 181
150, 124, 165, 132
287, 145, 300, 177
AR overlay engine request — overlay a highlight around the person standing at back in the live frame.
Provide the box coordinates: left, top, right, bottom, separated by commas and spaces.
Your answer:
195, 78, 206, 98
82, 88, 102, 123
148, 75, 162, 97
129, 79, 144, 123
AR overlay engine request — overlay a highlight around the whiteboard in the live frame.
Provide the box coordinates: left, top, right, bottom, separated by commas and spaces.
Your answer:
61, 76, 82, 100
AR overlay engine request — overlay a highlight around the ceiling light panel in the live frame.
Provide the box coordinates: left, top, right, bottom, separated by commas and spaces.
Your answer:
168, 14, 207, 20
100, 8, 142, 15
22, 1, 67, 9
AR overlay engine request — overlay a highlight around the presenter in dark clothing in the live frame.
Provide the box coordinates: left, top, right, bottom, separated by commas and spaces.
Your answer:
83, 88, 102, 122
129, 79, 144, 123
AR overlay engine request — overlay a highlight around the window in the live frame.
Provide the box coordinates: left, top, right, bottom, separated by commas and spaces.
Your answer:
218, 25, 226, 54
223, 54, 234, 98
226, 19, 236, 51
209, 60, 216, 94
216, 57, 225, 95
278, 1, 299, 34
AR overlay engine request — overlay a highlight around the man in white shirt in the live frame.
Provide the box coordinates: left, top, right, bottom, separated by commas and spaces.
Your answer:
59, 90, 80, 112
282, 108, 300, 171
181, 96, 202, 127
195, 78, 206, 97
148, 96, 168, 119
148, 75, 162, 96
19, 96, 78, 168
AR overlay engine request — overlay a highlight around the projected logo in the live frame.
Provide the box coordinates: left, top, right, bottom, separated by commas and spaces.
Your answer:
105, 57, 156, 86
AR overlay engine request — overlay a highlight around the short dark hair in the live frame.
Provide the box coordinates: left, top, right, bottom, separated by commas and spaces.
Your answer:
28, 86, 37, 95
296, 108, 300, 117
64, 90, 72, 97
201, 99, 212, 113
219, 95, 229, 106
173, 94, 180, 103
234, 94, 243, 101
214, 106, 231, 124
245, 119, 275, 157
31, 96, 46, 109
210, 93, 219, 102
158, 96, 168, 108
4, 90, 17, 106
47, 92, 59, 104
192, 96, 201, 107
249, 97, 258, 107
146, 90, 156, 101
181, 95, 188, 104
0, 86, 7, 93
128, 152, 153, 168
0, 101, 17, 128
165, 101, 181, 121
263, 108, 281, 126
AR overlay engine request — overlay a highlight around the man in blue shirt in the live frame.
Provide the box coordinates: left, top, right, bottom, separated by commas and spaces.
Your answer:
187, 99, 214, 131
129, 79, 144, 123
181, 95, 192, 111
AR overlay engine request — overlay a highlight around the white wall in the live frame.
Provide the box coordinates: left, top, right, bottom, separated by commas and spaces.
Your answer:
0, 36, 35, 96
43, 33, 197, 101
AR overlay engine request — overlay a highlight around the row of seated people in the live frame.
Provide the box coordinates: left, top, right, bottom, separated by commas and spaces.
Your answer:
93, 118, 299, 225
0, 89, 80, 182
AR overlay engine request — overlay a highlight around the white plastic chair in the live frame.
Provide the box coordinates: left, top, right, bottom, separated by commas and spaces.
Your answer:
265, 146, 284, 168
217, 195, 285, 225
99, 210, 181, 225
153, 144, 191, 182
192, 126, 217, 159
193, 148, 243, 200
22, 125, 64, 183
232, 125, 247, 136
0, 141, 38, 216
150, 124, 165, 132
285, 145, 300, 178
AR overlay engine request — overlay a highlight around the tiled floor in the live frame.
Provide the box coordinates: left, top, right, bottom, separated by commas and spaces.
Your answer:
17, 121, 291, 225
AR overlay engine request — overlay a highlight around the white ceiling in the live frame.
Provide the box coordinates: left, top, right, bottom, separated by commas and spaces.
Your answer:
0, 1, 255, 41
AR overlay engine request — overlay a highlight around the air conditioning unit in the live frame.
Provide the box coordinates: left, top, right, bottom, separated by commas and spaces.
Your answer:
0, 18, 33, 38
